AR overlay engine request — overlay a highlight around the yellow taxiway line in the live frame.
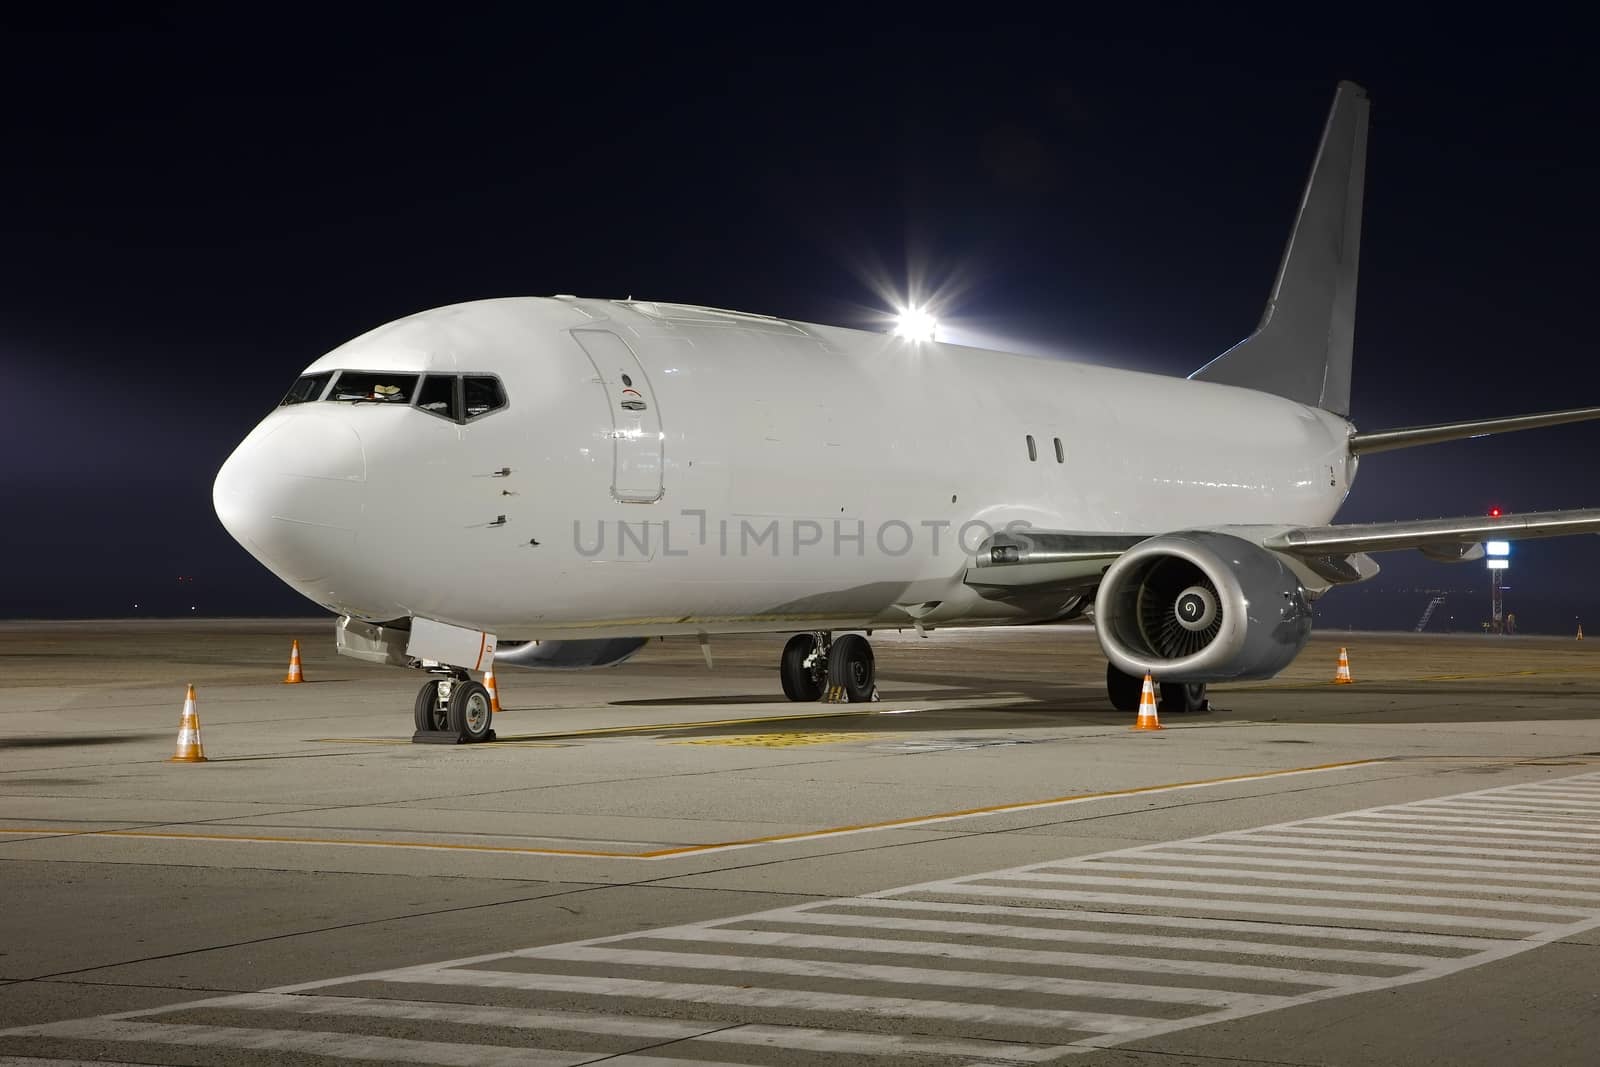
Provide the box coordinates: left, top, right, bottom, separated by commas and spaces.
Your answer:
0, 757, 1387, 861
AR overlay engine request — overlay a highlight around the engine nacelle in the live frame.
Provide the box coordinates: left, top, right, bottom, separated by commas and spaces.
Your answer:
1094, 531, 1312, 683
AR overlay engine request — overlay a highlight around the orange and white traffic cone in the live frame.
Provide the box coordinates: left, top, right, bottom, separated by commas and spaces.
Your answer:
1132, 673, 1162, 731
1334, 647, 1354, 684
484, 665, 503, 714
284, 639, 305, 684
170, 685, 207, 763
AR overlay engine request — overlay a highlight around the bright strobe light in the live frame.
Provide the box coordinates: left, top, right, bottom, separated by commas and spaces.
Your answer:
893, 306, 939, 343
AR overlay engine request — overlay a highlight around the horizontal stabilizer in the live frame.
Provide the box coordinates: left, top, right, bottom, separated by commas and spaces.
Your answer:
1265, 507, 1600, 557
1349, 405, 1600, 455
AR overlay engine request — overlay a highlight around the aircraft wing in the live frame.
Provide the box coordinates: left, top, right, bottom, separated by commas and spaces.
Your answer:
1263, 507, 1600, 557
964, 509, 1600, 599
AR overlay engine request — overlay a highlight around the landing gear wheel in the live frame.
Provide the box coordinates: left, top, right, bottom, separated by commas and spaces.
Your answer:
827, 634, 876, 702
1160, 681, 1209, 714
780, 634, 825, 702
1106, 662, 1142, 713
447, 680, 495, 742
414, 679, 448, 732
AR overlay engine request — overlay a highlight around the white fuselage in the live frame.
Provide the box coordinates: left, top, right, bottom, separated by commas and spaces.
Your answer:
213, 297, 1356, 638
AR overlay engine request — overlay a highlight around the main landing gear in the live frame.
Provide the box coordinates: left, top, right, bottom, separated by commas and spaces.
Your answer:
413, 670, 496, 743
1105, 663, 1208, 714
780, 632, 878, 703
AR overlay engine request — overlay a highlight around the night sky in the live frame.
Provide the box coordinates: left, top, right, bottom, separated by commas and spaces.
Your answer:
4, 10, 1597, 630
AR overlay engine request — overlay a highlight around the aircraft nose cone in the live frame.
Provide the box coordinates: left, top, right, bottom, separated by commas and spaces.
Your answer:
213, 413, 367, 583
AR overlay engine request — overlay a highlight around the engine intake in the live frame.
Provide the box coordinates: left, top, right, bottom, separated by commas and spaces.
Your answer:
1094, 531, 1312, 682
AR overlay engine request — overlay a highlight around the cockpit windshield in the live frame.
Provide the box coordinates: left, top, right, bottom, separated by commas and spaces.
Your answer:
329, 371, 420, 404
278, 369, 505, 421
279, 372, 333, 406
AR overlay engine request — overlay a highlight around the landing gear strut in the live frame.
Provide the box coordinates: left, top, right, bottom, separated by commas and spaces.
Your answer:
412, 670, 497, 743
779, 632, 879, 703
1105, 663, 1208, 714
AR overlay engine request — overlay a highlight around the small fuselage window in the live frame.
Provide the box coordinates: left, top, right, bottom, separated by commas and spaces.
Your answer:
279, 372, 333, 406
330, 371, 419, 404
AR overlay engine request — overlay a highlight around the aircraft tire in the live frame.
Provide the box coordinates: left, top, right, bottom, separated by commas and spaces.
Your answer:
414, 679, 447, 732
828, 634, 875, 702
780, 634, 825, 702
1160, 681, 1209, 713
1106, 662, 1141, 712
447, 680, 494, 742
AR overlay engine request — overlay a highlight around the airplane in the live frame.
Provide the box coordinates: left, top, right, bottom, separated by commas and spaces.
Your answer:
214, 81, 1600, 742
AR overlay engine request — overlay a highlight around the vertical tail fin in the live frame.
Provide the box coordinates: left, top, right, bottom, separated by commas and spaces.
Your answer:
1191, 81, 1369, 417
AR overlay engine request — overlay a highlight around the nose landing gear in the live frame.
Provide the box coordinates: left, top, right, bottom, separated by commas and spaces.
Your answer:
412, 671, 498, 744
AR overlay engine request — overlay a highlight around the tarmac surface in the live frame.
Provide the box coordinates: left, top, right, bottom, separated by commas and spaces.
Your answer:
2, 619, 1599, 1065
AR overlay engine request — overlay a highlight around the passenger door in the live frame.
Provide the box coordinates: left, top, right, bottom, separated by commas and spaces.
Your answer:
572, 330, 664, 503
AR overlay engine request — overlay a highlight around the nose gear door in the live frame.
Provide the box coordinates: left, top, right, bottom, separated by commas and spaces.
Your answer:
572, 330, 664, 503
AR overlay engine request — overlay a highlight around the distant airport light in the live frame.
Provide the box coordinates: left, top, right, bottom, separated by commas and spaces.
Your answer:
1486, 558, 1509, 570
1488, 506, 1503, 518
893, 306, 939, 343
1486, 540, 1511, 557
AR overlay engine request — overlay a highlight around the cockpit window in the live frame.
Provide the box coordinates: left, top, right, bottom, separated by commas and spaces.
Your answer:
415, 375, 460, 421
279, 372, 333, 406
463, 376, 508, 419
329, 371, 419, 404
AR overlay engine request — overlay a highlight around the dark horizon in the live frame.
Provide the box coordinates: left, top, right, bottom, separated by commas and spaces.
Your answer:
4, 10, 1598, 625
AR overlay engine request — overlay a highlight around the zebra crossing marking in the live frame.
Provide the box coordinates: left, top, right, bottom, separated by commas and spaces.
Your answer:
8, 770, 1600, 1065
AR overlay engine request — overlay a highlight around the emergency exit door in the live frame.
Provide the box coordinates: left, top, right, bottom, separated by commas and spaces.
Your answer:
572, 330, 664, 503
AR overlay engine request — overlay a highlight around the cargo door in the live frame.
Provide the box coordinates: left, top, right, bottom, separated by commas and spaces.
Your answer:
572, 330, 664, 503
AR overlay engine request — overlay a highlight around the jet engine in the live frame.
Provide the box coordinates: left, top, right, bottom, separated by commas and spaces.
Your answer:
1093, 531, 1312, 683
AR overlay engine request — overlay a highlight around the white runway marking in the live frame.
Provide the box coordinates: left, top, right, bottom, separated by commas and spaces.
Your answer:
911, 882, 1556, 930
204, 992, 715, 1039
507, 943, 1284, 1007
970, 870, 1593, 914
8, 772, 1600, 1065
637, 925, 1365, 986
1065, 859, 1600, 900
1155, 839, 1600, 873
372, 965, 1151, 1032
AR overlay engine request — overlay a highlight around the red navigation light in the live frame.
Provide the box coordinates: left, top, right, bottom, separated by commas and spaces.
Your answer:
1488, 506, 1503, 518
